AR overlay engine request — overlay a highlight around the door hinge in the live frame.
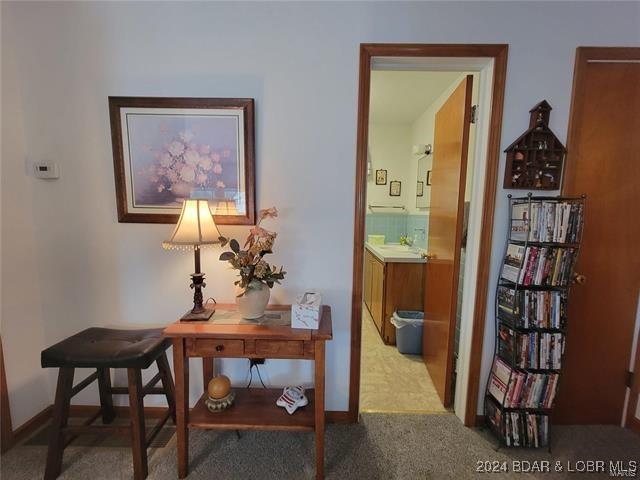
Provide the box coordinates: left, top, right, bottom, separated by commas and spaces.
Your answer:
626, 370, 634, 388
470, 105, 479, 124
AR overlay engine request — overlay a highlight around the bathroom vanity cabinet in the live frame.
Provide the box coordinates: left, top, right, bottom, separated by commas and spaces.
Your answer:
363, 248, 424, 345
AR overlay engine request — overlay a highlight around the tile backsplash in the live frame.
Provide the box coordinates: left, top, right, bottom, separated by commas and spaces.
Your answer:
365, 212, 429, 248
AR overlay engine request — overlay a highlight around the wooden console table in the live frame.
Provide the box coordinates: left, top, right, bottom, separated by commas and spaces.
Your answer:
163, 304, 332, 479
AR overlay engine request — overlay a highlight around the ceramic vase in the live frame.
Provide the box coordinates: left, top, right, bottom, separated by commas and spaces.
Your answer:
236, 282, 270, 319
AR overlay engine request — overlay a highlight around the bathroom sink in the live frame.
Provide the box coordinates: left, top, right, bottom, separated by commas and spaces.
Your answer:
377, 244, 416, 253
365, 243, 425, 263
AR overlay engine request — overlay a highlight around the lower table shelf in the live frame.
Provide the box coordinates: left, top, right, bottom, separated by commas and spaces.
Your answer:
189, 387, 316, 432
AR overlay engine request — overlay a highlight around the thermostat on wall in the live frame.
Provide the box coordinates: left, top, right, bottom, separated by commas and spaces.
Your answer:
33, 162, 59, 179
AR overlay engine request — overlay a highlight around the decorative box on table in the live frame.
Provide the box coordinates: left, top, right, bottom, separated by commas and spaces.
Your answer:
292, 292, 322, 329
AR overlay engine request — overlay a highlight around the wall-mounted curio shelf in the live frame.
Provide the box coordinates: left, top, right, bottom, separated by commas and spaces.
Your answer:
503, 101, 566, 190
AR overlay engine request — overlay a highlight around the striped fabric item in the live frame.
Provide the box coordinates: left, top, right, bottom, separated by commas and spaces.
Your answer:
276, 386, 308, 414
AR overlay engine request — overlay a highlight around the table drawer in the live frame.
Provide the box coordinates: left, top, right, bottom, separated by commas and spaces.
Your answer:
187, 338, 244, 357
255, 340, 303, 357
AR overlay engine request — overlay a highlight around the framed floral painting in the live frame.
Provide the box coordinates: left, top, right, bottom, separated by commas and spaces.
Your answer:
109, 97, 255, 224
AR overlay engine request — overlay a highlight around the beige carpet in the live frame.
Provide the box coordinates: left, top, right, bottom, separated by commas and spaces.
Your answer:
360, 305, 446, 413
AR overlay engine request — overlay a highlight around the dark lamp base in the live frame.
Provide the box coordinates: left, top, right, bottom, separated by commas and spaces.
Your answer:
180, 307, 215, 322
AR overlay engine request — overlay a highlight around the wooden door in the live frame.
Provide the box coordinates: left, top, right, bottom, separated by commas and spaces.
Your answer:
370, 258, 385, 335
554, 47, 640, 425
423, 76, 473, 406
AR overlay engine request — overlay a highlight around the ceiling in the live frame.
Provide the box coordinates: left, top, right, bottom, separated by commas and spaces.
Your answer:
369, 70, 463, 125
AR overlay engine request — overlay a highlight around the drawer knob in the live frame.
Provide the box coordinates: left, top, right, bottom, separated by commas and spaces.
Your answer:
215, 344, 224, 352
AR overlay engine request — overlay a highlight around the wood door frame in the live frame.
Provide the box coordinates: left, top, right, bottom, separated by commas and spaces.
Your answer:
350, 43, 508, 426
1, 336, 13, 453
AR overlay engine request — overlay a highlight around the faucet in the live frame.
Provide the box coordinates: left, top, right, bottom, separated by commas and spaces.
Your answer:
399, 234, 413, 246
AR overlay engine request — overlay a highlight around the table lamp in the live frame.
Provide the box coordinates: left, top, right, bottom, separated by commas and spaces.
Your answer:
163, 199, 221, 321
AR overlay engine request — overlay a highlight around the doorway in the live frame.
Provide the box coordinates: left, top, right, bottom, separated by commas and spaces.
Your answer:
361, 71, 476, 414
350, 44, 508, 426
555, 47, 640, 426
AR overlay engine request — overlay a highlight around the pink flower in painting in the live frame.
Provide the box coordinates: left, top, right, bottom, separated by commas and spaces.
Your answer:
222, 149, 231, 158
179, 130, 194, 143
147, 129, 230, 196
199, 156, 212, 171
197, 173, 208, 185
184, 149, 200, 166
180, 166, 196, 182
159, 153, 172, 167
168, 141, 185, 157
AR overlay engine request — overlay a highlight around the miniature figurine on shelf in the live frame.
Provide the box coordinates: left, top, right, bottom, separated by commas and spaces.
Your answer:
205, 375, 236, 412
276, 386, 308, 414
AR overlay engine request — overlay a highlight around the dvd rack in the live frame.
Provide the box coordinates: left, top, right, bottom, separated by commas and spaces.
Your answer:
484, 193, 585, 449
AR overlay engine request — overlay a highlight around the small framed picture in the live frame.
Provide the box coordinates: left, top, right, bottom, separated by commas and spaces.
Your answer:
389, 180, 401, 197
417, 181, 424, 197
375, 169, 387, 185
426, 170, 432, 186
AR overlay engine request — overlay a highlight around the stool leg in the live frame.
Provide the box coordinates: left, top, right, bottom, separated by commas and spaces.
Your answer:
44, 367, 74, 480
127, 368, 148, 480
156, 352, 176, 424
97, 368, 115, 424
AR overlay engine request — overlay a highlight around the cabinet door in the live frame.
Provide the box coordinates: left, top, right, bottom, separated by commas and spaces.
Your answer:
370, 257, 385, 334
383, 262, 424, 345
363, 250, 373, 312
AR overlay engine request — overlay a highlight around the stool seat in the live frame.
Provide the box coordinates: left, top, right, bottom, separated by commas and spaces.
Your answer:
41, 327, 170, 369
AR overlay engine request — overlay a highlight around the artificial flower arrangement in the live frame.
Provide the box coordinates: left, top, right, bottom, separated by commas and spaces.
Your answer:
218, 207, 286, 298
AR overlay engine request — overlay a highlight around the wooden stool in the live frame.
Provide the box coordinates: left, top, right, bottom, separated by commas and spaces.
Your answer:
41, 328, 176, 480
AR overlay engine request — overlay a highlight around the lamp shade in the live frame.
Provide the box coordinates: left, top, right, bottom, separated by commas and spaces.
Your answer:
162, 199, 221, 250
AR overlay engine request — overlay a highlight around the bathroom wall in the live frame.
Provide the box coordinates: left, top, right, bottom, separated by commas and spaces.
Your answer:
366, 121, 427, 245
367, 123, 412, 209
366, 72, 475, 249
409, 72, 479, 209
2, 1, 638, 426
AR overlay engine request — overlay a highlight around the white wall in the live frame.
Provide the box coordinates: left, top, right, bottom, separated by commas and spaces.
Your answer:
1, 22, 52, 427
367, 123, 412, 209
410, 72, 479, 209
1, 1, 638, 425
